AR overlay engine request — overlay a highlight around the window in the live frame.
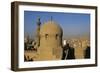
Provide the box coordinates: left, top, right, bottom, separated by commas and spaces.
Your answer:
56, 34, 59, 39
45, 34, 48, 39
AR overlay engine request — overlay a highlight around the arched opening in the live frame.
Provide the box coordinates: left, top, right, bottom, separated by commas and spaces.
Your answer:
56, 34, 59, 39
45, 34, 48, 39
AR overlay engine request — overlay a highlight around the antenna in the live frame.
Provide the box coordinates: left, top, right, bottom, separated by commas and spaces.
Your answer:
51, 16, 53, 21
37, 16, 41, 26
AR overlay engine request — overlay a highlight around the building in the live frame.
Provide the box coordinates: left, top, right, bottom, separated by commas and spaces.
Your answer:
24, 17, 90, 61
37, 20, 63, 60
24, 18, 63, 61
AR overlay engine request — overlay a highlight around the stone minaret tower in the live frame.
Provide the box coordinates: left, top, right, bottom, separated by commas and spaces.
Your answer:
35, 17, 41, 47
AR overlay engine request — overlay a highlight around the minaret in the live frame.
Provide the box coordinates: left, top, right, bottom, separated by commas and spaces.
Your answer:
26, 33, 30, 43
35, 17, 41, 47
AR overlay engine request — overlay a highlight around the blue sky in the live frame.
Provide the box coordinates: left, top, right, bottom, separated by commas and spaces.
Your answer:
24, 11, 90, 39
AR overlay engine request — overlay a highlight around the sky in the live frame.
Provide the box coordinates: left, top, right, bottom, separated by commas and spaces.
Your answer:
24, 11, 90, 39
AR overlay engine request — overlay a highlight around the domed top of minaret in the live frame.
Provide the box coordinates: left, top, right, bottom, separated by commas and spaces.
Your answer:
40, 21, 63, 36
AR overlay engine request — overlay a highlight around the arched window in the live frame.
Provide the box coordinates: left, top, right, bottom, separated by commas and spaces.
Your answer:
45, 34, 48, 39
56, 34, 59, 39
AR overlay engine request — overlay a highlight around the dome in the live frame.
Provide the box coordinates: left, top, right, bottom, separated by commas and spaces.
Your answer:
40, 21, 63, 36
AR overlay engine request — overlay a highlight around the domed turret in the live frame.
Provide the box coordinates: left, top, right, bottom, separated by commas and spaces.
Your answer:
40, 21, 63, 36
37, 20, 63, 61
